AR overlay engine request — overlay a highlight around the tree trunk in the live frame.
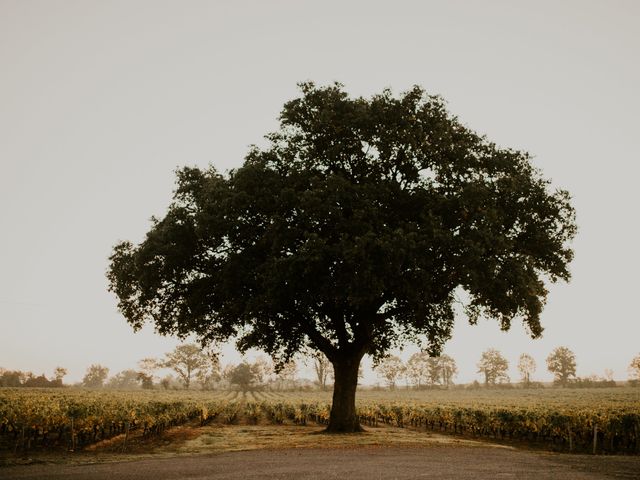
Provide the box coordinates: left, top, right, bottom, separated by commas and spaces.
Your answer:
326, 355, 363, 433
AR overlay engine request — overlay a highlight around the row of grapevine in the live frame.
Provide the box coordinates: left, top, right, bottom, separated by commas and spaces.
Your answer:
0, 389, 226, 451
252, 391, 639, 454
200, 399, 330, 426
359, 402, 640, 454
257, 401, 329, 426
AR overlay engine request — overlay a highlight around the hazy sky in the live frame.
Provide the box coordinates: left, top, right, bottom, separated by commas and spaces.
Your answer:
1, 0, 638, 385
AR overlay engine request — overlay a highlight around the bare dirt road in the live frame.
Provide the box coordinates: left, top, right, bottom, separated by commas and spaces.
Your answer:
2, 446, 639, 480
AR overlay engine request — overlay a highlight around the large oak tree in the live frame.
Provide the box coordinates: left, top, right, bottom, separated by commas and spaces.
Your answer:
108, 82, 576, 432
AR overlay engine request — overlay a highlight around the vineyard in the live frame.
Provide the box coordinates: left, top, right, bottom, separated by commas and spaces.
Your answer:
1, 387, 639, 456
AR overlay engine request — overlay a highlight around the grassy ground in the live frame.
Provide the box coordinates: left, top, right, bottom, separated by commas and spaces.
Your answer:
161, 423, 494, 454
2, 421, 506, 467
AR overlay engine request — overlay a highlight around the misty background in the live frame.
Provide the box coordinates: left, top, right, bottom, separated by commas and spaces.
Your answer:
1, 0, 638, 384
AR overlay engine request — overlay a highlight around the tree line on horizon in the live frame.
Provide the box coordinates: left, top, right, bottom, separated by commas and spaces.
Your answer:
375, 347, 636, 390
3, 345, 640, 390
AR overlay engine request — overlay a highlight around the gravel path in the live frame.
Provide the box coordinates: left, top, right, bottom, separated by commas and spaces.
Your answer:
2, 447, 639, 480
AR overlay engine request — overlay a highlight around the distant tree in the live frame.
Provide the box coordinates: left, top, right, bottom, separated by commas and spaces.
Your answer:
136, 372, 154, 389
159, 375, 176, 390
468, 380, 481, 389
477, 349, 509, 386
53, 367, 68, 385
406, 353, 457, 388
438, 355, 458, 387
406, 352, 432, 388
138, 358, 159, 376
251, 356, 274, 385
225, 362, 262, 392
82, 364, 109, 388
628, 354, 640, 381
272, 360, 298, 390
309, 352, 333, 390
546, 346, 576, 387
572, 373, 615, 388
162, 343, 212, 389
137, 358, 160, 389
108, 83, 576, 432
107, 370, 140, 389
23, 373, 53, 388
376, 356, 405, 390
425, 357, 442, 386
195, 356, 221, 390
0, 369, 24, 387
517, 353, 536, 386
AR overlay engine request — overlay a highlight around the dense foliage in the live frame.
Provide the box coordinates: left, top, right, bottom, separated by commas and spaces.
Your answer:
107, 83, 577, 431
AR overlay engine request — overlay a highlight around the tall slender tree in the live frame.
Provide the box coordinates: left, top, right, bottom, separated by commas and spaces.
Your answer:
309, 352, 333, 390
629, 354, 640, 381
438, 355, 458, 387
517, 353, 536, 386
53, 367, 67, 386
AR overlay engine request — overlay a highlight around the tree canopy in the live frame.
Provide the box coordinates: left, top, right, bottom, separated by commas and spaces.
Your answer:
405, 352, 457, 388
477, 348, 510, 385
375, 355, 405, 389
108, 82, 576, 431
162, 343, 214, 390
546, 346, 577, 387
224, 362, 262, 392
82, 364, 109, 389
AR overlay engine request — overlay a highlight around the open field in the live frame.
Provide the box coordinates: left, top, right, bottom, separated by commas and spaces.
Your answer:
1, 386, 639, 468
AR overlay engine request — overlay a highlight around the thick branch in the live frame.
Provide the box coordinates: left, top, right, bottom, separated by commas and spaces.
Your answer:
303, 320, 339, 362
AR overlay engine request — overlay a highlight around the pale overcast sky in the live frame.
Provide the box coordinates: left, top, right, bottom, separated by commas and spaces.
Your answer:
1, 0, 638, 384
